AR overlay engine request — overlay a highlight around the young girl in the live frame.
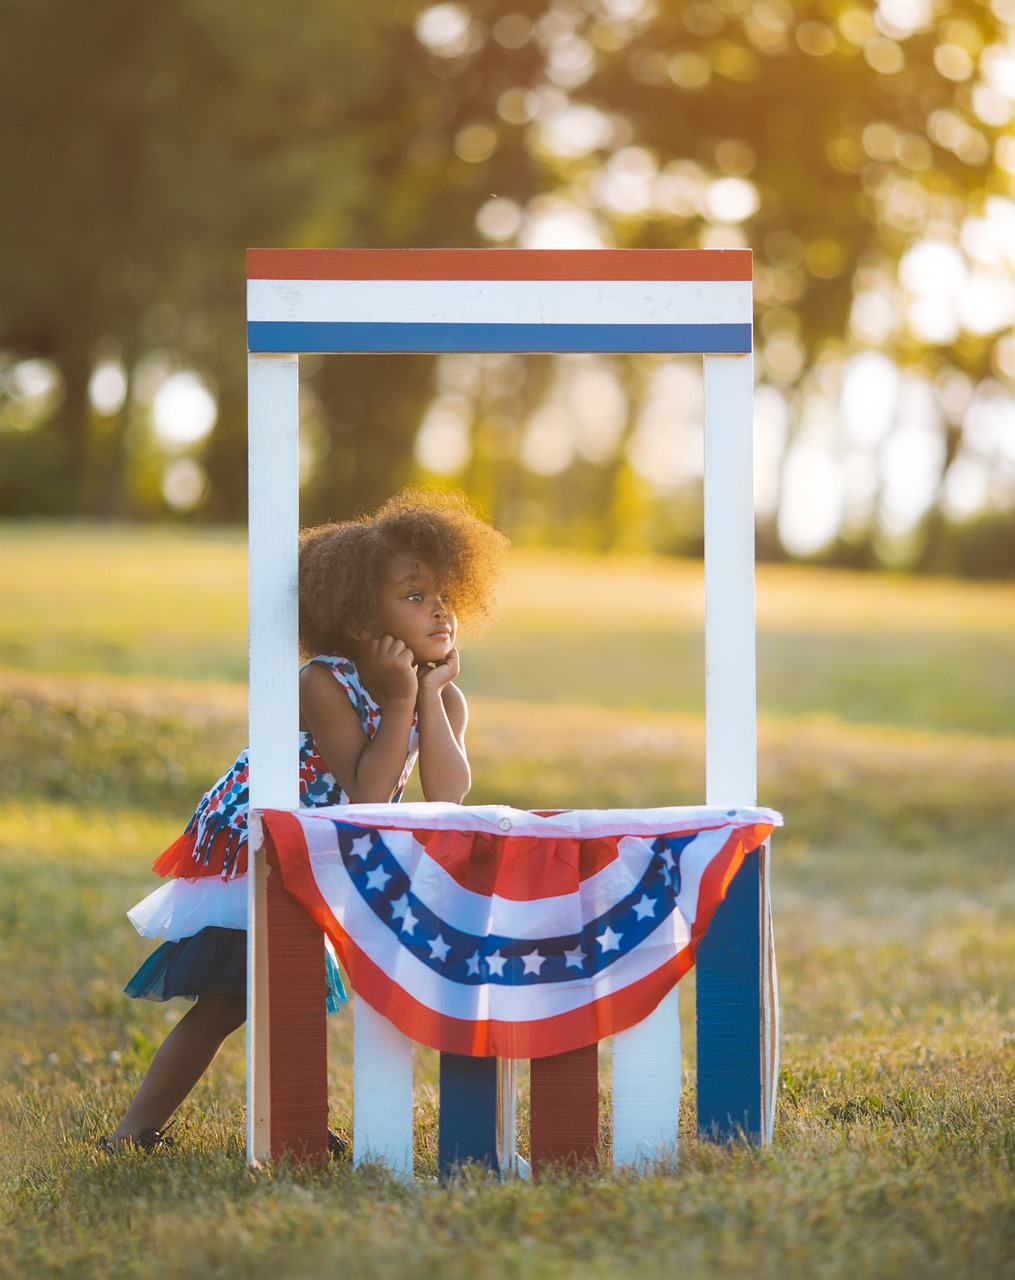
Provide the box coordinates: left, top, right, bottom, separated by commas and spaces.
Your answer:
104, 489, 507, 1151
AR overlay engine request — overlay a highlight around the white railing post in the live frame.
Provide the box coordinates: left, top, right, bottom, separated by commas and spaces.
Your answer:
697, 350, 774, 1144
247, 351, 300, 1163
703, 352, 757, 809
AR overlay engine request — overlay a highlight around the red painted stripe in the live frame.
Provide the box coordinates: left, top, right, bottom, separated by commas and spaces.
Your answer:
264, 835, 329, 1162
411, 829, 620, 900
247, 247, 752, 282
530, 1044, 600, 1173
262, 810, 762, 1060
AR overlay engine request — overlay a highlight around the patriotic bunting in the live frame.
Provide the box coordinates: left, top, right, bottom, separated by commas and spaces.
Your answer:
259, 802, 780, 1060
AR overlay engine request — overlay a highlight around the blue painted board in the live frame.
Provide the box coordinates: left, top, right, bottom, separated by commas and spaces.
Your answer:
247, 321, 753, 355
696, 846, 763, 1142
438, 1053, 500, 1176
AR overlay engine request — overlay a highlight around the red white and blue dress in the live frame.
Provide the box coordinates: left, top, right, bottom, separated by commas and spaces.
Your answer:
124, 656, 419, 1011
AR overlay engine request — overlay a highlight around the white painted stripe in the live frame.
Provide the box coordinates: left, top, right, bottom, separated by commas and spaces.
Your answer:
365, 830, 655, 942
248, 278, 752, 327
612, 984, 681, 1168
300, 814, 727, 944
354, 996, 414, 1175
300, 801, 780, 841
302, 835, 696, 1023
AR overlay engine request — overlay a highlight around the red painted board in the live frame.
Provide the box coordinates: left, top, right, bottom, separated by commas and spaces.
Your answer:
530, 1044, 600, 1174
265, 838, 329, 1162
247, 247, 752, 282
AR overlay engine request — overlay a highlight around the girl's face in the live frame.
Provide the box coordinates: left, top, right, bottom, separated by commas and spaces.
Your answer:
374, 553, 457, 664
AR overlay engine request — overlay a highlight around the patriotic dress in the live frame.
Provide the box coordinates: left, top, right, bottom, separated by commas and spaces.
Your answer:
124, 656, 419, 1011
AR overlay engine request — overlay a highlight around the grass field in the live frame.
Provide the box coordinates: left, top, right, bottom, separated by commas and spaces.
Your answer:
1, 523, 1013, 1279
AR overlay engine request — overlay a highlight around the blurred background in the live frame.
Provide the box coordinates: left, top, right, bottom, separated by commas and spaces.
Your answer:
1, 0, 1013, 575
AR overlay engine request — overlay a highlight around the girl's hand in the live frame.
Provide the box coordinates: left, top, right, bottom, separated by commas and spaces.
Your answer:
368, 635, 418, 702
417, 645, 460, 694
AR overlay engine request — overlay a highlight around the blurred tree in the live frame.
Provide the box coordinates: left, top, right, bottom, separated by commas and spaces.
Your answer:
0, 0, 542, 516
400, 0, 1014, 569
0, 0, 1012, 575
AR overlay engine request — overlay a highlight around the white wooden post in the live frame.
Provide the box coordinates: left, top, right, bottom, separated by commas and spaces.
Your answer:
702, 352, 757, 808
353, 997, 415, 1175
698, 350, 776, 1145
246, 351, 300, 1163
612, 985, 681, 1167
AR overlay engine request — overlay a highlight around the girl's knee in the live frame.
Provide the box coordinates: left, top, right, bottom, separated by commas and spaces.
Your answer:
195, 992, 246, 1034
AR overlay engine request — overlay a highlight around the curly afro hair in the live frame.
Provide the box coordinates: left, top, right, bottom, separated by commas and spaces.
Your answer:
298, 488, 509, 659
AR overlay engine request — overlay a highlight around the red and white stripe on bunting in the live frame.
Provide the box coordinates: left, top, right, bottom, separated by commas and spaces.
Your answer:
259, 802, 780, 1060
246, 248, 753, 354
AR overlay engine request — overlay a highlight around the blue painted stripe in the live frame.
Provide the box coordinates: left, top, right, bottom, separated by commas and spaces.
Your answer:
248, 321, 752, 354
438, 1054, 500, 1176
335, 822, 693, 987
695, 846, 763, 1142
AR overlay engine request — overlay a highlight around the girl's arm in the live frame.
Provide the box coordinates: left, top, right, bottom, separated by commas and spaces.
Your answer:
416, 649, 471, 803
299, 647, 418, 803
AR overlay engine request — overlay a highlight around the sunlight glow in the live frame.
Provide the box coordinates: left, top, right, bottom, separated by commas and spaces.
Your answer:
521, 405, 576, 476
778, 440, 845, 556
88, 361, 128, 416
414, 397, 472, 475
841, 351, 899, 447
7, 358, 60, 402
161, 458, 208, 513
705, 176, 759, 223
533, 103, 612, 159
476, 197, 522, 241
566, 359, 627, 464
877, 382, 945, 535
753, 385, 789, 518
152, 371, 217, 450
415, 4, 477, 58
942, 454, 991, 520
626, 362, 703, 493
520, 197, 606, 249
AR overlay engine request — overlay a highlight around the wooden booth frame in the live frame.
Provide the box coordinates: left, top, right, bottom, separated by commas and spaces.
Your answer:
244, 248, 776, 1168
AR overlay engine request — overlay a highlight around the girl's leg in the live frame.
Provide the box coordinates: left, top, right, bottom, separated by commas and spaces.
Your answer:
109, 992, 246, 1142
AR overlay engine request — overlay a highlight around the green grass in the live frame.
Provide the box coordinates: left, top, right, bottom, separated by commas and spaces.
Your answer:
1, 523, 1013, 1278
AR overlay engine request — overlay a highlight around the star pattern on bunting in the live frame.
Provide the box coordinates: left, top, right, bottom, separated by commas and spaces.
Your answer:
365, 866, 391, 893
428, 934, 451, 962
332, 824, 691, 987
597, 925, 623, 953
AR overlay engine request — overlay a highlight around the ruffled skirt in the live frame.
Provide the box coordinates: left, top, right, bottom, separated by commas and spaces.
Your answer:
125, 871, 347, 1013
125, 925, 347, 1013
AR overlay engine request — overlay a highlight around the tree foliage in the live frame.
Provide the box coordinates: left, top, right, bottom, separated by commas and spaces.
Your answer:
0, 0, 1013, 574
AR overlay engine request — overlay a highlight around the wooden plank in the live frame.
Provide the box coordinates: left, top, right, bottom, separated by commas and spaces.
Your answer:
530, 1045, 599, 1174
762, 840, 779, 1144
695, 847, 763, 1141
265, 834, 328, 1161
353, 997, 414, 1176
497, 1059, 518, 1176
698, 351, 767, 1144
702, 352, 758, 808
247, 247, 754, 282
246, 351, 300, 1164
612, 985, 681, 1168
438, 1054, 500, 1176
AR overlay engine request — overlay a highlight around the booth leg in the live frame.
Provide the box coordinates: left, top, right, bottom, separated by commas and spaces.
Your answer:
438, 1054, 500, 1176
264, 838, 329, 1161
696, 845, 766, 1143
612, 984, 681, 1168
353, 997, 414, 1176
530, 1044, 599, 1174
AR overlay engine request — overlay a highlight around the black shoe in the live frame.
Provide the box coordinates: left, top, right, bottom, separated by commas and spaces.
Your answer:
98, 1120, 176, 1154
327, 1127, 351, 1161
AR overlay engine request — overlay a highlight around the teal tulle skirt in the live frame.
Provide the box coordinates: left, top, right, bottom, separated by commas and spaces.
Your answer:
125, 926, 347, 1015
